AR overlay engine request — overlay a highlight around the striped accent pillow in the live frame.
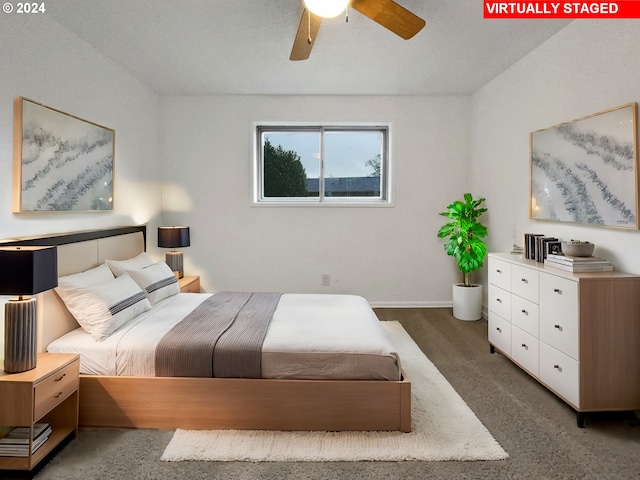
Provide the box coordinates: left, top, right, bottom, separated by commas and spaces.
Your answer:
55, 273, 152, 341
109, 290, 149, 315
127, 261, 180, 305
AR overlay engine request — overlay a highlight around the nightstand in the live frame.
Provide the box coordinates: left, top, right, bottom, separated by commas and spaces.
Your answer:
179, 276, 200, 293
0, 353, 79, 471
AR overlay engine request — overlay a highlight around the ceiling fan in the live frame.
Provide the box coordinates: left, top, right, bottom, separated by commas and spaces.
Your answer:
290, 0, 426, 61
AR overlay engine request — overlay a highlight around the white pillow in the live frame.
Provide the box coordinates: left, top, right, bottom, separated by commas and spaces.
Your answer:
55, 273, 151, 341
106, 252, 153, 277
127, 262, 180, 305
58, 263, 114, 287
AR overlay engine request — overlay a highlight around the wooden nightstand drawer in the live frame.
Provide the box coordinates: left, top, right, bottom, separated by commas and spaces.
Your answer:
179, 276, 200, 293
34, 359, 79, 420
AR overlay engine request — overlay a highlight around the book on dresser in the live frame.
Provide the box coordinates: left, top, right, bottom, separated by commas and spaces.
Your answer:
524, 233, 545, 259
535, 237, 558, 262
0, 423, 51, 457
544, 254, 613, 272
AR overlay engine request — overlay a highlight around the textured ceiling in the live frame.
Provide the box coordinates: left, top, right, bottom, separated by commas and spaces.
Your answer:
47, 0, 571, 95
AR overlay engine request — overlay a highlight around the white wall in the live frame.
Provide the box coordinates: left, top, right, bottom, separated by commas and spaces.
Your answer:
160, 95, 471, 305
16, 14, 627, 311
471, 20, 640, 289
0, 14, 162, 356
0, 14, 162, 240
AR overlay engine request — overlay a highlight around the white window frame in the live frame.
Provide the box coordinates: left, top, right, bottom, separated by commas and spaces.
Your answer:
252, 123, 392, 207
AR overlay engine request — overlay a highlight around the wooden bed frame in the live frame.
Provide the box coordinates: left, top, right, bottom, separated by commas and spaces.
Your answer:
2, 226, 411, 432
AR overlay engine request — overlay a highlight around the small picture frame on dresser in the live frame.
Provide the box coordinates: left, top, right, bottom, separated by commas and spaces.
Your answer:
545, 241, 562, 257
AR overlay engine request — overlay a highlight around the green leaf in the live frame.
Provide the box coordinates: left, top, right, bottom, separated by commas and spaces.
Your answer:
435, 193, 488, 280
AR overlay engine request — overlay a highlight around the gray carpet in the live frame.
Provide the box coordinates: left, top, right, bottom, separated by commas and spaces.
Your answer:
15, 308, 640, 479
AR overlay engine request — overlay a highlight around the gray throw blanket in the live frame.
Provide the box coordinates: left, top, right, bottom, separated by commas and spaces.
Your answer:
154, 292, 281, 378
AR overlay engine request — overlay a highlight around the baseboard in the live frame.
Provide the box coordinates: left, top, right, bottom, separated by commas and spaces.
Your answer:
370, 301, 452, 309
372, 301, 488, 320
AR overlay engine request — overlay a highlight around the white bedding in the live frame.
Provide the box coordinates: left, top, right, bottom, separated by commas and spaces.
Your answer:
47, 293, 401, 381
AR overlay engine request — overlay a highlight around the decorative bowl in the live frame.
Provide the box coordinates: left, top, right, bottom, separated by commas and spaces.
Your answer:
561, 242, 595, 257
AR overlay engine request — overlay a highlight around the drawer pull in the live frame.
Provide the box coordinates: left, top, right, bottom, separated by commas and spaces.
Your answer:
553, 288, 562, 294
521, 278, 528, 283
521, 343, 528, 349
554, 324, 562, 330
54, 373, 66, 382
496, 298, 502, 303
496, 327, 502, 333
553, 364, 563, 372
54, 391, 63, 399
521, 309, 528, 315
496, 269, 502, 273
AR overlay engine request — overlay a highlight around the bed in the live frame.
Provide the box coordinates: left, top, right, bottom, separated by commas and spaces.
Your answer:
2, 226, 411, 432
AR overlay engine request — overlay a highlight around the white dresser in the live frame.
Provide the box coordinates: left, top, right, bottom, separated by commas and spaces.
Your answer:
487, 253, 640, 427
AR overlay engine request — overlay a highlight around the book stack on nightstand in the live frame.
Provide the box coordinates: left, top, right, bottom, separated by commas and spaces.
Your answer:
0, 423, 51, 457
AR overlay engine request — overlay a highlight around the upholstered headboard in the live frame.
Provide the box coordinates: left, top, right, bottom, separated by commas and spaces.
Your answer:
1, 226, 146, 352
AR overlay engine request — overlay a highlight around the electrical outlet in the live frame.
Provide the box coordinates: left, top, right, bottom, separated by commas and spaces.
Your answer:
322, 274, 330, 287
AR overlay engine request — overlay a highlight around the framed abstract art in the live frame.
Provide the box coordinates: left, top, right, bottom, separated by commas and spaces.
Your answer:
13, 97, 115, 212
530, 103, 638, 229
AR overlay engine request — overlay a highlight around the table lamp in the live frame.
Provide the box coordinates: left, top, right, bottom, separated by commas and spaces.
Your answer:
0, 245, 57, 373
158, 226, 190, 278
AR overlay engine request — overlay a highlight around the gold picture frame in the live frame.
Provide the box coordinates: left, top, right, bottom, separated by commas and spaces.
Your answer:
13, 97, 115, 212
530, 103, 638, 229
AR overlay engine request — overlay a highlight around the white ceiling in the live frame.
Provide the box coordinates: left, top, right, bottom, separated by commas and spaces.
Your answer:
47, 0, 571, 96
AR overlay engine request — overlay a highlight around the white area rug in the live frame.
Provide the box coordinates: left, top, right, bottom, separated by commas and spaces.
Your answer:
161, 321, 508, 462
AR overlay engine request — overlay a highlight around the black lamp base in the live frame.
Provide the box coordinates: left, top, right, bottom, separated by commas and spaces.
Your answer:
3, 298, 37, 373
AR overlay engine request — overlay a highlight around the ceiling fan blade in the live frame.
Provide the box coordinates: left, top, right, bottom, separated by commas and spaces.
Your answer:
350, 0, 425, 40
290, 9, 322, 61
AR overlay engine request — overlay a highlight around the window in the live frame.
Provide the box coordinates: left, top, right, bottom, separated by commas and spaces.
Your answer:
255, 125, 390, 205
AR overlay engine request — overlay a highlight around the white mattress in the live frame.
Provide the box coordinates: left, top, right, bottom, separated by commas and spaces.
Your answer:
47, 293, 401, 380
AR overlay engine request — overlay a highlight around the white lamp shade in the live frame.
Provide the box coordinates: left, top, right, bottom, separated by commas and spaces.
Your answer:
303, 0, 349, 18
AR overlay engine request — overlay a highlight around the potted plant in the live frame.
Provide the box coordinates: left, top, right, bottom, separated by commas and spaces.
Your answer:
437, 193, 488, 321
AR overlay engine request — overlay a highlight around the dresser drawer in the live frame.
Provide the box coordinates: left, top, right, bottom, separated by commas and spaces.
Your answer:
511, 296, 539, 337
511, 326, 539, 377
489, 312, 511, 356
511, 265, 539, 303
539, 342, 579, 408
34, 359, 79, 420
488, 284, 511, 322
539, 273, 579, 360
488, 258, 512, 291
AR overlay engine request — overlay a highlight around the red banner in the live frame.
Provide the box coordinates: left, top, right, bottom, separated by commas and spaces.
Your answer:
484, 1, 640, 18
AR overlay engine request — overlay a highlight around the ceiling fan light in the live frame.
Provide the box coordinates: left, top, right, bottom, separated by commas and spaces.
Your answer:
303, 0, 349, 18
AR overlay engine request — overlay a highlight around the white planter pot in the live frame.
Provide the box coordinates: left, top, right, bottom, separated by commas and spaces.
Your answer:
452, 283, 482, 321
